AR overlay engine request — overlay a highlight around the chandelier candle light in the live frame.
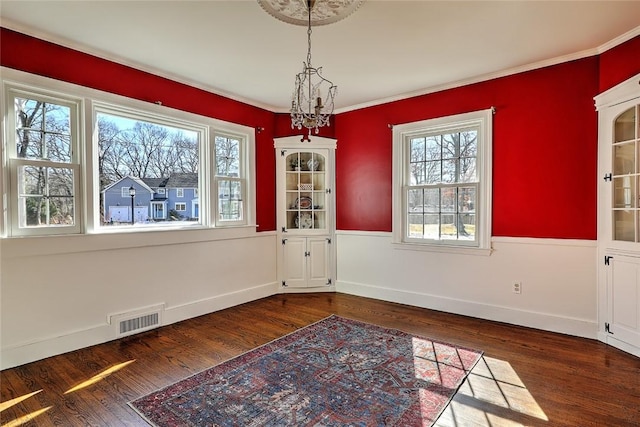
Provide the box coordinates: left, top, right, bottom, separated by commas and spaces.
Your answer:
290, 0, 337, 139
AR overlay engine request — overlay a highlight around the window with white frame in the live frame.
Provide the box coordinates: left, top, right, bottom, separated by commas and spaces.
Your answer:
215, 134, 245, 225
96, 107, 201, 229
393, 109, 492, 251
4, 86, 82, 236
2, 70, 254, 237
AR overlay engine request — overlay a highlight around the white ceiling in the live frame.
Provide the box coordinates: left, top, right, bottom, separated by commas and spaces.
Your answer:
1, 1, 639, 113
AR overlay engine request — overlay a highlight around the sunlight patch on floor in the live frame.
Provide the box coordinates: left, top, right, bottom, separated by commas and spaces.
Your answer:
0, 390, 42, 413
1, 406, 52, 427
64, 359, 136, 394
435, 356, 548, 426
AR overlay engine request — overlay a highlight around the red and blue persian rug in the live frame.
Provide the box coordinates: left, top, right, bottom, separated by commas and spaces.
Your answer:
130, 315, 482, 426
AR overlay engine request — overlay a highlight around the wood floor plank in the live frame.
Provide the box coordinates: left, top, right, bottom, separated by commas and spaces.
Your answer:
1, 293, 639, 426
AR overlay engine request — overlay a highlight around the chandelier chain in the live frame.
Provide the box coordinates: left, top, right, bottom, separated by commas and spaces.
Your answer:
290, 0, 338, 139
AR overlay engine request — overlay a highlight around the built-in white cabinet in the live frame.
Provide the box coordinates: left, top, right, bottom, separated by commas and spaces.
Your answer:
596, 72, 640, 357
275, 136, 336, 291
281, 237, 331, 288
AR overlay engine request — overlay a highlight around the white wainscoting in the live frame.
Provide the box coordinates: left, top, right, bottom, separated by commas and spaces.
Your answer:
335, 231, 597, 338
0, 231, 278, 369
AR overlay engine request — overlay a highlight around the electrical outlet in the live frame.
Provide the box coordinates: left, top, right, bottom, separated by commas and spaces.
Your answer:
513, 281, 522, 294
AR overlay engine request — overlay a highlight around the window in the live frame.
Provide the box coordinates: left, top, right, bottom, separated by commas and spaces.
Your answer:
215, 134, 245, 225
2, 70, 255, 237
393, 109, 492, 252
5, 86, 81, 236
97, 107, 201, 228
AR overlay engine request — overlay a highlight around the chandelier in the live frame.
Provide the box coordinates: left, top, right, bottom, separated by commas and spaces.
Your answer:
290, 0, 337, 138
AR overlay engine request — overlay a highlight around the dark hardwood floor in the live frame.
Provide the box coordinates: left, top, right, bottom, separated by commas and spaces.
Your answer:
1, 293, 639, 426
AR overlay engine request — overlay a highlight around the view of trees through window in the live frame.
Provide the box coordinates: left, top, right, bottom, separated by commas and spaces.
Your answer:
14, 97, 76, 228
214, 135, 243, 221
7, 81, 250, 235
97, 112, 199, 226
407, 129, 478, 241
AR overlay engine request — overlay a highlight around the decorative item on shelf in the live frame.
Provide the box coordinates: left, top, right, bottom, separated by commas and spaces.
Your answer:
295, 212, 314, 229
294, 196, 313, 209
307, 158, 319, 171
298, 183, 313, 190
290, 158, 301, 171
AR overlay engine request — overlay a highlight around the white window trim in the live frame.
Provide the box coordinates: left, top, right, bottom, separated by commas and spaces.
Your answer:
213, 132, 247, 227
175, 202, 186, 211
3, 83, 83, 236
176, 188, 184, 198
392, 109, 493, 254
1, 67, 256, 239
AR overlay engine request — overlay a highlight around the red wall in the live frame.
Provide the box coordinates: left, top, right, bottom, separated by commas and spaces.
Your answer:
2, 28, 639, 239
0, 28, 278, 231
335, 58, 600, 239
598, 35, 640, 93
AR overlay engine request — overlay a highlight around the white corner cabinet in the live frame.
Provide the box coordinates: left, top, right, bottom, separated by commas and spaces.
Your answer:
595, 72, 640, 357
274, 135, 336, 291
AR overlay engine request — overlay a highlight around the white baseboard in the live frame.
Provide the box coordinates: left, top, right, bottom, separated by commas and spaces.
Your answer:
336, 280, 598, 339
1, 282, 279, 370
603, 335, 640, 357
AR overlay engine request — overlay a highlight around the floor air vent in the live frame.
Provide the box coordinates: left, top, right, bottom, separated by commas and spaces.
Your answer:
120, 312, 159, 335
109, 304, 164, 338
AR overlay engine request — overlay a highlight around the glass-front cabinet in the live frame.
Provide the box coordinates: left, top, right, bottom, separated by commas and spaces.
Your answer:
612, 105, 640, 242
275, 136, 336, 290
596, 72, 640, 357
284, 151, 327, 231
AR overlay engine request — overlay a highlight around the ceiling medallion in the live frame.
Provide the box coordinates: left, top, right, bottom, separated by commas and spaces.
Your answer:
257, 0, 365, 26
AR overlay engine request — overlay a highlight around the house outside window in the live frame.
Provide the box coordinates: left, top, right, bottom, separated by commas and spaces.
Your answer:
4, 85, 81, 236
393, 109, 492, 253
97, 107, 201, 227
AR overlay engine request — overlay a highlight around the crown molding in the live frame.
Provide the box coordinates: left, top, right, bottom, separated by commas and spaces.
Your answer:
0, 18, 280, 113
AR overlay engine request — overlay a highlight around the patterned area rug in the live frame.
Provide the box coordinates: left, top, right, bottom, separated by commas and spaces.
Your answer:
130, 315, 482, 426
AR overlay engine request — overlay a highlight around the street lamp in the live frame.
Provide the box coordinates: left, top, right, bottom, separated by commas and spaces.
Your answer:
129, 186, 136, 225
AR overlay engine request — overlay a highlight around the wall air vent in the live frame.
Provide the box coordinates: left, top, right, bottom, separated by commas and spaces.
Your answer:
109, 304, 164, 338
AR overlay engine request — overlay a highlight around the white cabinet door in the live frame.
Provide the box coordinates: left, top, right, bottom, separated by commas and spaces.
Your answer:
282, 238, 307, 288
307, 237, 329, 287
281, 237, 330, 288
606, 255, 640, 352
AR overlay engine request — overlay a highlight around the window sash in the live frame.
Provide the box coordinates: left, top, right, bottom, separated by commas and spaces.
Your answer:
5, 86, 82, 236
214, 176, 245, 226
392, 109, 492, 251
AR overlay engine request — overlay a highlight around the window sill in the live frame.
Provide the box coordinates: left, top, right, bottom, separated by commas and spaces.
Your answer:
1, 225, 261, 259
392, 241, 493, 256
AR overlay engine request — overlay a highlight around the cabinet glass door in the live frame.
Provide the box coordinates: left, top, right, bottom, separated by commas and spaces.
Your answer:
612, 105, 639, 241
285, 152, 326, 230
